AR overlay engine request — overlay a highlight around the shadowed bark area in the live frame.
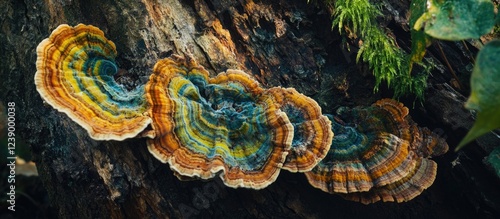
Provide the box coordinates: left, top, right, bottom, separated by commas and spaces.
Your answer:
1, 0, 499, 218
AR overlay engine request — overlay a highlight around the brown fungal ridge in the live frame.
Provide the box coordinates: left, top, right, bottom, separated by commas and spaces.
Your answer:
268, 87, 333, 173
342, 158, 438, 204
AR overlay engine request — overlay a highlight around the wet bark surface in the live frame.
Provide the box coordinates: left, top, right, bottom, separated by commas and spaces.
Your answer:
1, 0, 499, 218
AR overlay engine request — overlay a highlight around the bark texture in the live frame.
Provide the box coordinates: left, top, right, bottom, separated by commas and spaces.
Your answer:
1, 0, 499, 218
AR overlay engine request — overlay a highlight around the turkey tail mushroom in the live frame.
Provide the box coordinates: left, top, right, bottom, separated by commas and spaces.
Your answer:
35, 24, 151, 140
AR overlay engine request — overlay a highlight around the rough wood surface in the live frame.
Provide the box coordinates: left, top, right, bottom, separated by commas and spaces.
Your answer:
1, 0, 499, 218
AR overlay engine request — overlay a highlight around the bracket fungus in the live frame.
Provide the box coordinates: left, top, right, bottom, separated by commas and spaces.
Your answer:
341, 158, 438, 204
36, 24, 449, 201
305, 99, 448, 203
267, 87, 333, 172
145, 57, 295, 189
35, 24, 150, 140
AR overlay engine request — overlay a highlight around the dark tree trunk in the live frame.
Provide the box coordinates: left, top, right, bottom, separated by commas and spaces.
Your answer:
1, 0, 499, 218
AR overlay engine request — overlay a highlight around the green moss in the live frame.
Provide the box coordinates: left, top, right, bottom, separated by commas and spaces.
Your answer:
356, 25, 403, 89
320, 0, 430, 100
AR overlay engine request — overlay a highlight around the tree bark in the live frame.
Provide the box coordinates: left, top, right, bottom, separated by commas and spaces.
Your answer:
1, 0, 499, 218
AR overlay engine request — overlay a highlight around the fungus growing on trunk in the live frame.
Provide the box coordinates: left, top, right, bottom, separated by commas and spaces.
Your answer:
267, 87, 333, 172
35, 24, 150, 140
305, 99, 448, 203
35, 25, 447, 200
145, 57, 294, 189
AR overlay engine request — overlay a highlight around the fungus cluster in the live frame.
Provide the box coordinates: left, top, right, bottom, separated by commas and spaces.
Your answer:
35, 24, 448, 203
145, 56, 333, 188
305, 99, 448, 204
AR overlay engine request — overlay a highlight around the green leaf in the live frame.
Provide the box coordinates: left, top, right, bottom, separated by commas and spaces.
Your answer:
409, 0, 428, 25
409, 30, 432, 71
486, 147, 500, 178
466, 40, 500, 111
458, 109, 500, 150
409, 0, 432, 72
457, 40, 500, 150
414, 0, 495, 41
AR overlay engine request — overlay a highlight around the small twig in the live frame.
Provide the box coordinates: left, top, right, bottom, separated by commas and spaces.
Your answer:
437, 41, 463, 90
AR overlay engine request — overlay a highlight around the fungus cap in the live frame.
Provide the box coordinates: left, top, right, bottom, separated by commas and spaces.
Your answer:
35, 24, 150, 140
305, 126, 415, 193
305, 99, 448, 203
146, 57, 294, 189
267, 87, 333, 172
